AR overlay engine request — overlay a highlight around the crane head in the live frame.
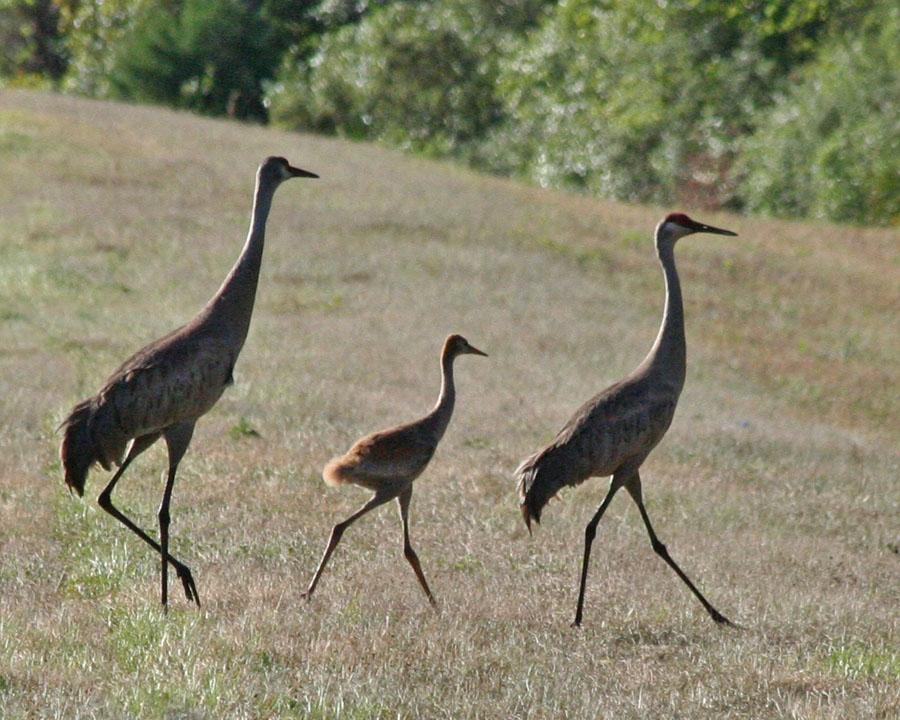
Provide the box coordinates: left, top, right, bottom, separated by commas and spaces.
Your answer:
657, 213, 737, 245
444, 334, 489, 359
259, 156, 319, 185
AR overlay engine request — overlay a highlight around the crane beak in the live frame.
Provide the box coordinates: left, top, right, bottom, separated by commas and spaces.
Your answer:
521, 505, 533, 537
289, 165, 319, 179
694, 221, 737, 237
467, 344, 488, 357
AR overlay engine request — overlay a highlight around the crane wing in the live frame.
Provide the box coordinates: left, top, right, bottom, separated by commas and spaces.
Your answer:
555, 381, 677, 477
518, 377, 680, 525
331, 423, 437, 487
89, 330, 238, 445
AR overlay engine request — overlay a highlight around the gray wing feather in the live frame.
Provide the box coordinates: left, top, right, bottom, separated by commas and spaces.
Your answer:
88, 332, 236, 456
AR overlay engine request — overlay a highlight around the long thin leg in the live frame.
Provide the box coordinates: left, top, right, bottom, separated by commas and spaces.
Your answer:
301, 491, 394, 601
158, 421, 195, 610
573, 474, 626, 627
397, 487, 437, 608
625, 473, 733, 626
97, 433, 200, 605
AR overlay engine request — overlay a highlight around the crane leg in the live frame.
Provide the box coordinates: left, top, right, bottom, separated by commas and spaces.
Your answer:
573, 474, 626, 627
625, 472, 733, 626
397, 487, 437, 608
301, 491, 394, 602
97, 432, 200, 606
158, 422, 195, 611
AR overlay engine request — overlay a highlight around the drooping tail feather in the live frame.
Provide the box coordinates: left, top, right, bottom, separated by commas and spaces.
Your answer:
515, 445, 576, 533
58, 399, 97, 497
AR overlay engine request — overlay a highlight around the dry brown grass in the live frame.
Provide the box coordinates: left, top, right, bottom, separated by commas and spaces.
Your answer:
0, 89, 898, 719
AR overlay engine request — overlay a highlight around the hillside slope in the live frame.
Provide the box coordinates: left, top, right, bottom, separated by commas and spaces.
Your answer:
0, 89, 897, 719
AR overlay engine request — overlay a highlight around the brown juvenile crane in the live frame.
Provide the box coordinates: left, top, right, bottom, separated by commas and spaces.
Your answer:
302, 334, 487, 607
59, 156, 318, 609
516, 213, 737, 627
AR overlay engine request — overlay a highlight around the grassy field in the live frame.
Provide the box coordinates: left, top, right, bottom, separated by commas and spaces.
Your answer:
0, 88, 898, 719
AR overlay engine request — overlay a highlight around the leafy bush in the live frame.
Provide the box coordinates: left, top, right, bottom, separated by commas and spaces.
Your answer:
109, 0, 285, 120
5, 0, 897, 225
57, 0, 137, 97
480, 0, 871, 208
268, 1, 505, 157
739, 0, 900, 224
0, 0, 68, 83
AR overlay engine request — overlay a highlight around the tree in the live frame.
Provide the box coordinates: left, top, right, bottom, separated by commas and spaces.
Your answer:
269, 1, 504, 157
0, 0, 68, 83
109, 0, 304, 120
739, 0, 900, 224
481, 0, 875, 208
57, 0, 138, 97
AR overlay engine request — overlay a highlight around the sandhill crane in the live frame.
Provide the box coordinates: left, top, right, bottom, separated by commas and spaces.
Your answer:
516, 213, 737, 627
301, 334, 487, 607
58, 156, 318, 608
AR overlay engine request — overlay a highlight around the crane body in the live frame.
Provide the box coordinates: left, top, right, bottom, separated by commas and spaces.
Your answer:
302, 334, 487, 607
517, 213, 736, 627
59, 156, 318, 608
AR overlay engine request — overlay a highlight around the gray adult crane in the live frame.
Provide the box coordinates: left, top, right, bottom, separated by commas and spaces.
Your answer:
58, 156, 318, 609
302, 334, 487, 607
516, 213, 737, 627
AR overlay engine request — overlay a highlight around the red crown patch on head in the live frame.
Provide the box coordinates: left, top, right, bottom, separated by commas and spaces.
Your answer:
664, 212, 694, 226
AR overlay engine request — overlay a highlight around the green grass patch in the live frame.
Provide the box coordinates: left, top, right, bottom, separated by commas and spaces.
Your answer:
825, 644, 900, 680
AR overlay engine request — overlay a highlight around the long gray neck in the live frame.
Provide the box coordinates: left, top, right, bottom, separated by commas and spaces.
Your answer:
197, 174, 276, 349
641, 241, 686, 392
424, 348, 457, 441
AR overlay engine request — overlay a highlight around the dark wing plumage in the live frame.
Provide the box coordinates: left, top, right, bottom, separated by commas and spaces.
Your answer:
95, 331, 236, 438
517, 376, 679, 527
59, 327, 237, 494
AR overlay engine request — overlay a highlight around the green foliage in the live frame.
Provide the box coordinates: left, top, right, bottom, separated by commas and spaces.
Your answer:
306, 0, 408, 32
481, 0, 874, 207
270, 0, 880, 208
739, 0, 900, 224
269, 1, 503, 157
2, 0, 897, 224
229, 416, 261, 440
107, 2, 184, 107
57, 0, 137, 96
481, 0, 658, 197
0, 0, 68, 83
109, 0, 289, 120
307, 0, 550, 34
270, 0, 894, 222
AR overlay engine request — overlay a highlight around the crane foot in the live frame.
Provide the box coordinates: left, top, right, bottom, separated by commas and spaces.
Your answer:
173, 562, 200, 606
709, 608, 739, 627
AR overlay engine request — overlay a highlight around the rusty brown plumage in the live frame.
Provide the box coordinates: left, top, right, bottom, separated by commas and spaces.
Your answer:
302, 334, 487, 608
516, 213, 738, 627
58, 156, 318, 608
323, 426, 437, 491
